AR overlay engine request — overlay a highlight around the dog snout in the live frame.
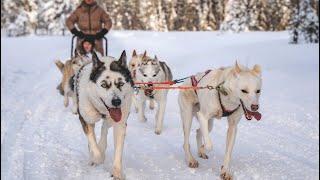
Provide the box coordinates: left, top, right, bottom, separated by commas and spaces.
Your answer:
111, 98, 121, 107
251, 104, 259, 111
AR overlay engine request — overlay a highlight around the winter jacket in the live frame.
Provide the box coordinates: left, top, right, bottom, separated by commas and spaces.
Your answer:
66, 1, 112, 35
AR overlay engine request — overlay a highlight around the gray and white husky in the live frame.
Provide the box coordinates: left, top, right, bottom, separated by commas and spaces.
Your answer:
178, 62, 262, 180
74, 51, 133, 180
135, 55, 172, 135
129, 50, 156, 112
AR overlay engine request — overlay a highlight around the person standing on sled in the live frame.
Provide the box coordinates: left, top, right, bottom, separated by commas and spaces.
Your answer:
66, 0, 112, 56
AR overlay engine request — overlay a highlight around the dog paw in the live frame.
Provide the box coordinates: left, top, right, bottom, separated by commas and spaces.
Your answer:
154, 130, 162, 135
112, 167, 124, 180
198, 145, 209, 159
198, 152, 209, 159
188, 159, 199, 168
90, 150, 104, 165
220, 166, 233, 180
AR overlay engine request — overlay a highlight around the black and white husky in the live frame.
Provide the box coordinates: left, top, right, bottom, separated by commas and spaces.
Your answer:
135, 55, 172, 135
74, 51, 133, 180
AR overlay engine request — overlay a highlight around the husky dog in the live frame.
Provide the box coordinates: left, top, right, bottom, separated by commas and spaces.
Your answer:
135, 55, 172, 135
129, 50, 155, 112
55, 55, 89, 113
178, 62, 262, 180
74, 50, 133, 180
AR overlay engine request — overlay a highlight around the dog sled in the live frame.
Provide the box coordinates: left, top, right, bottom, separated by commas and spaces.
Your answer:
70, 35, 108, 58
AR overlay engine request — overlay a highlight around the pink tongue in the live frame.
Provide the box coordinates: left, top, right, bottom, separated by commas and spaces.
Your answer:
108, 108, 122, 122
248, 111, 262, 121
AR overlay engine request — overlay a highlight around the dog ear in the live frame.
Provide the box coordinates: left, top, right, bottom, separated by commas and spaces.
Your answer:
234, 61, 241, 74
118, 50, 127, 68
252, 64, 261, 76
55, 60, 64, 73
92, 51, 104, 69
142, 50, 147, 59
132, 49, 137, 57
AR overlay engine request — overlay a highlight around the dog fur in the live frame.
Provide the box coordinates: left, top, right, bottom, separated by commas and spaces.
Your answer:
55, 56, 89, 113
178, 62, 262, 180
74, 51, 133, 180
129, 50, 156, 112
135, 55, 173, 135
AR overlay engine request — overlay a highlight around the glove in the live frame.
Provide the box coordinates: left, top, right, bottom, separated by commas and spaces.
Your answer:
95, 28, 108, 39
71, 28, 85, 38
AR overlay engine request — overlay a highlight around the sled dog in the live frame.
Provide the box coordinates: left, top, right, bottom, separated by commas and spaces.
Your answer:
135, 55, 172, 135
75, 51, 133, 179
55, 55, 89, 113
129, 50, 156, 112
178, 62, 262, 180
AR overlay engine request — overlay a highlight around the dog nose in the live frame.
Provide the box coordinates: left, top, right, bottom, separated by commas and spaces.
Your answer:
251, 104, 259, 111
112, 99, 121, 107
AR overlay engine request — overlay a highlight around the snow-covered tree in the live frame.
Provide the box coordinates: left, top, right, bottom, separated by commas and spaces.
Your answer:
290, 0, 319, 43
220, 0, 250, 32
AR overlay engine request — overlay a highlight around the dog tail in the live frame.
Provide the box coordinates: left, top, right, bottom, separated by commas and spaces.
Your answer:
55, 60, 64, 73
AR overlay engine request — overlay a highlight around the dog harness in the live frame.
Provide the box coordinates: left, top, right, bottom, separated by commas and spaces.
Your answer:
190, 70, 240, 117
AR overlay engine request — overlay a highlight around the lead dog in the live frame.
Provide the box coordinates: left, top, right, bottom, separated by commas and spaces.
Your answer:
135, 55, 172, 135
129, 50, 156, 112
74, 51, 133, 180
178, 62, 262, 180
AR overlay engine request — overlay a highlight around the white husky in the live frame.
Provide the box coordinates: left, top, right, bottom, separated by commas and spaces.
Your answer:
129, 50, 156, 112
178, 62, 262, 180
74, 51, 133, 180
135, 55, 173, 135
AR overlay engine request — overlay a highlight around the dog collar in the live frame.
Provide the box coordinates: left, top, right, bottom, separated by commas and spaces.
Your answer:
217, 89, 240, 117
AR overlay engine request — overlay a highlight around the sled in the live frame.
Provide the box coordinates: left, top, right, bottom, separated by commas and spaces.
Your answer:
70, 35, 108, 58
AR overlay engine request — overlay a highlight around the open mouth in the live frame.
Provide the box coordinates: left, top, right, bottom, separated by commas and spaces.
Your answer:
240, 100, 262, 121
108, 108, 122, 122
100, 98, 122, 122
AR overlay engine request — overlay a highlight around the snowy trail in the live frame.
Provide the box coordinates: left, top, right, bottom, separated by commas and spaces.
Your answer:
1, 31, 319, 180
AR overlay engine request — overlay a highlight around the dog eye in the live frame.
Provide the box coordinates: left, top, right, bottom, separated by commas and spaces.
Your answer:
241, 89, 248, 94
256, 90, 261, 93
143, 74, 147, 77
131, 64, 135, 67
153, 74, 157, 77
101, 81, 108, 88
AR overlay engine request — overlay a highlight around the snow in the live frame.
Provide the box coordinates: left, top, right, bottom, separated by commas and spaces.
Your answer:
1, 31, 319, 180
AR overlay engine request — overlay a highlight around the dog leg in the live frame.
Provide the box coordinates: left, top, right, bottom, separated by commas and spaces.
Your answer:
132, 95, 138, 113
112, 123, 126, 180
64, 94, 69, 107
137, 96, 147, 122
180, 104, 198, 168
197, 119, 213, 159
197, 111, 213, 151
86, 124, 104, 165
149, 99, 155, 110
71, 94, 78, 114
220, 118, 240, 180
98, 119, 109, 163
155, 96, 166, 135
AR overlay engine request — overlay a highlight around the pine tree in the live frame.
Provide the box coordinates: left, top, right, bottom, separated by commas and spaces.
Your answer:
290, 0, 319, 43
220, 0, 250, 32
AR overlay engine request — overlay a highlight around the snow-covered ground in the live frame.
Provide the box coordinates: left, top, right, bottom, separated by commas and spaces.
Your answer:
1, 31, 319, 180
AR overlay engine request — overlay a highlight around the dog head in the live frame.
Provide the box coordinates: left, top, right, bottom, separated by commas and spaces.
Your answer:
228, 62, 262, 119
90, 51, 133, 122
129, 50, 147, 79
136, 55, 163, 83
